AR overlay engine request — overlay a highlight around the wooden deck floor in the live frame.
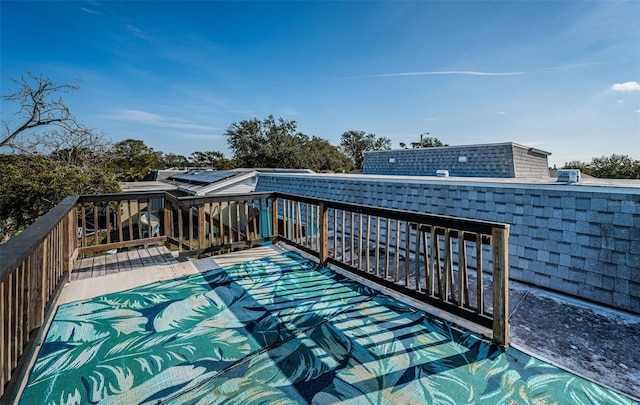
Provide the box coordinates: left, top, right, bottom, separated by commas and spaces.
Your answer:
72, 246, 179, 281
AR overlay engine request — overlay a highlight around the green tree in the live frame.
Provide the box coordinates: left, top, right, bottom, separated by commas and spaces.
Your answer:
190, 151, 235, 170
589, 154, 639, 179
226, 115, 300, 168
410, 136, 448, 148
162, 153, 190, 168
304, 136, 354, 172
339, 130, 391, 170
226, 116, 351, 171
0, 154, 120, 239
562, 160, 590, 172
1, 73, 121, 241
110, 139, 163, 181
563, 155, 640, 179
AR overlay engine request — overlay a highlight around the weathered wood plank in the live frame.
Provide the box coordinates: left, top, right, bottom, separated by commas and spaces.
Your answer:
104, 252, 119, 275
492, 226, 510, 347
92, 255, 106, 278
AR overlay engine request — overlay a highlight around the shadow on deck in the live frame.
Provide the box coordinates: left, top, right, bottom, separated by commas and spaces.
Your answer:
14, 245, 637, 404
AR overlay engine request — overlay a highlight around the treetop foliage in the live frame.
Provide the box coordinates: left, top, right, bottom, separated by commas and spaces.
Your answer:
339, 130, 391, 170
226, 115, 353, 172
563, 154, 640, 179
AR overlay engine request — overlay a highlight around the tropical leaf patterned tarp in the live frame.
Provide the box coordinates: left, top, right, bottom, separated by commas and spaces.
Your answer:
21, 252, 635, 404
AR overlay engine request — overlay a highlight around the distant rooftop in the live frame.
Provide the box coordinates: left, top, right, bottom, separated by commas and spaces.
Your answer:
258, 171, 640, 191
363, 142, 552, 179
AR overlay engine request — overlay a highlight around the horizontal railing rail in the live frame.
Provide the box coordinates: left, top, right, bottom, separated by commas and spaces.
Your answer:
76, 192, 168, 255
272, 192, 509, 346
0, 196, 78, 398
0, 189, 510, 399
163, 192, 276, 257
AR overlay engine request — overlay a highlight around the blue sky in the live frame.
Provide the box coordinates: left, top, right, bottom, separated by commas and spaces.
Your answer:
2, 1, 639, 167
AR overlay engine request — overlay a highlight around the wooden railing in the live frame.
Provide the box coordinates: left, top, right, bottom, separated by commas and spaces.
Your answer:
0, 196, 78, 397
162, 192, 276, 257
76, 192, 168, 254
272, 192, 510, 346
0, 190, 509, 398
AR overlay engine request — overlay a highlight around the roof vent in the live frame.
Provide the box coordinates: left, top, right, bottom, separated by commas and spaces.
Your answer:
436, 170, 449, 177
556, 169, 581, 184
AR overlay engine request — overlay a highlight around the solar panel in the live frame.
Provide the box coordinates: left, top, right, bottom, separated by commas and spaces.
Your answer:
170, 170, 238, 185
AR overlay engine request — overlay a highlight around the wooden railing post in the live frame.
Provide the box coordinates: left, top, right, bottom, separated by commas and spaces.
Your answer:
492, 226, 510, 347
319, 203, 328, 264
271, 198, 279, 237
164, 199, 172, 249
198, 204, 207, 250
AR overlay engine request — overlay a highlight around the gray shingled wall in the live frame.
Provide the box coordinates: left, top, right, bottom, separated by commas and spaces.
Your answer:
256, 173, 640, 314
363, 142, 550, 178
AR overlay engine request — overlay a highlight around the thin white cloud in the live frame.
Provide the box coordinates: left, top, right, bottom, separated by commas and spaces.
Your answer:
424, 118, 437, 121
342, 70, 525, 80
181, 134, 225, 140
497, 111, 507, 115
535, 61, 610, 72
344, 61, 608, 81
611, 81, 640, 92
110, 109, 214, 130
281, 107, 297, 116
126, 24, 150, 40
80, 7, 100, 14
635, 109, 640, 114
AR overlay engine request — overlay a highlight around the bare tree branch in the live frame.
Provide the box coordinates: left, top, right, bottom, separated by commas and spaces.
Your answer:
1, 71, 81, 149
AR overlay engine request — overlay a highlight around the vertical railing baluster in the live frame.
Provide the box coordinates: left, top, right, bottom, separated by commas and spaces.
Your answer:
394, 219, 400, 283
218, 202, 225, 245
341, 210, 346, 261
315, 205, 320, 251
117, 201, 124, 243
404, 221, 410, 287
375, 216, 380, 277
476, 233, 484, 314
198, 204, 206, 250
178, 207, 184, 252
423, 229, 430, 293
319, 203, 328, 264
304, 203, 313, 249
81, 204, 87, 248
415, 226, 421, 292
358, 212, 363, 270
136, 201, 143, 241
127, 200, 134, 242
385, 218, 391, 280
228, 201, 234, 244
458, 232, 468, 307
271, 198, 278, 237
443, 229, 452, 302
93, 204, 99, 246
431, 228, 441, 297
209, 203, 214, 246
350, 212, 355, 267
105, 204, 111, 244
235, 200, 241, 243
251, 199, 258, 240
188, 206, 194, 250
365, 215, 371, 273
332, 208, 337, 259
